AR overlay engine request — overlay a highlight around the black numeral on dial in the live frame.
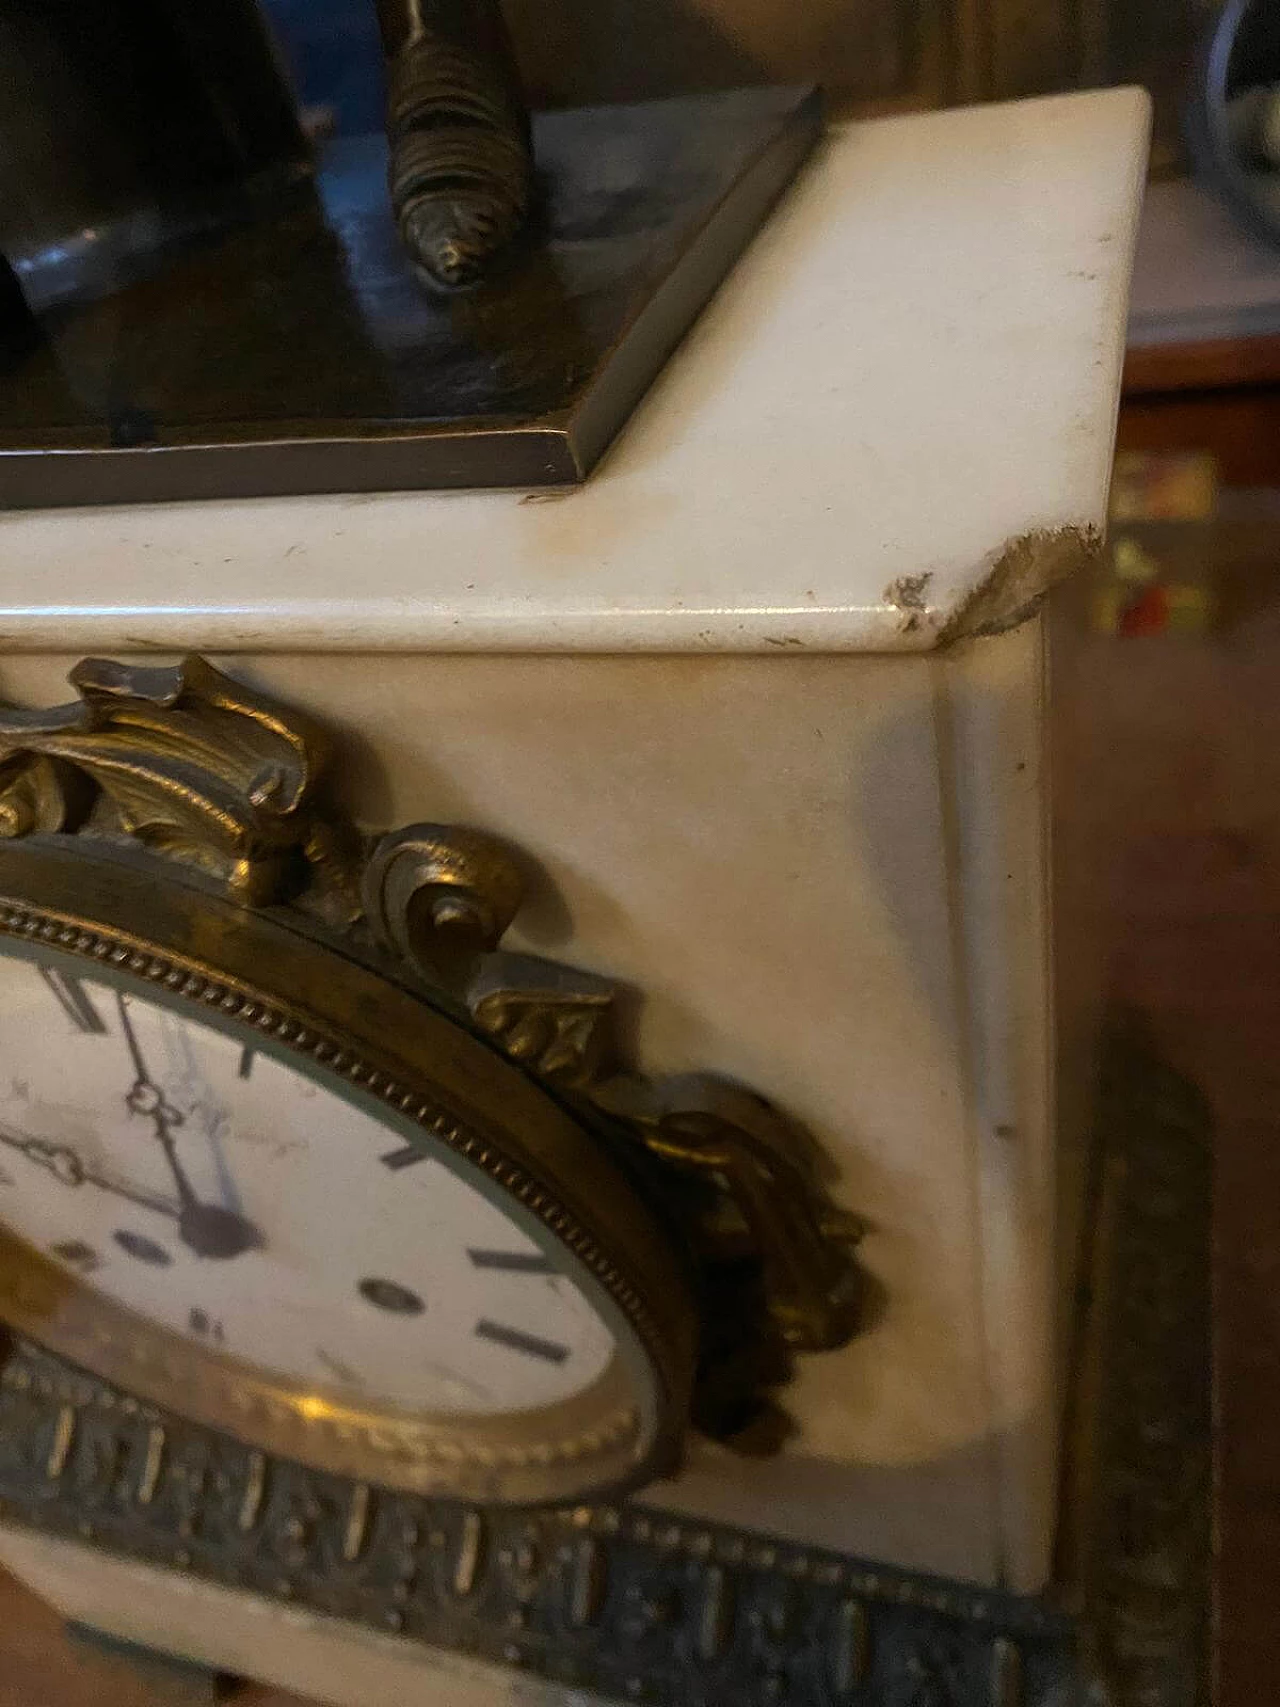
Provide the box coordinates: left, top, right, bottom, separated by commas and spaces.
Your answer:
468, 1249, 557, 1275
115, 1230, 172, 1267
379, 1143, 427, 1171
358, 1277, 425, 1315
474, 1319, 569, 1364
40, 967, 107, 1035
51, 1239, 100, 1273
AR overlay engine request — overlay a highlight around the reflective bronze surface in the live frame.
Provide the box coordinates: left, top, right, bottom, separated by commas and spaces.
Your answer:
0, 0, 309, 315
0, 86, 821, 507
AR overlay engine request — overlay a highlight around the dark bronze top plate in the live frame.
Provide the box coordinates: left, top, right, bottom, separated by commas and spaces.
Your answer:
0, 86, 820, 508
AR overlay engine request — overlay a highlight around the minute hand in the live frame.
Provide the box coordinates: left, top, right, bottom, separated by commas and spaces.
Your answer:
115, 993, 262, 1262
116, 990, 199, 1210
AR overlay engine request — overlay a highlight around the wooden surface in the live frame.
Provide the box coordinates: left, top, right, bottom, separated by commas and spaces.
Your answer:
1124, 335, 1280, 395
264, 0, 1208, 153
1117, 390, 1280, 487
1063, 548, 1280, 1706
1118, 335, 1280, 488
0, 1573, 307, 1704
0, 1566, 302, 1706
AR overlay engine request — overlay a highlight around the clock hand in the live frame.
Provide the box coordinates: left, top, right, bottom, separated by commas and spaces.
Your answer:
0, 1122, 180, 1219
115, 993, 262, 1262
194, 1094, 245, 1219
117, 992, 194, 1207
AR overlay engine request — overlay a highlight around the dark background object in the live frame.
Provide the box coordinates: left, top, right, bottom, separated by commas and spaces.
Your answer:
1186, 0, 1280, 249
266, 0, 388, 134
263, 0, 1215, 168
0, 261, 40, 372
0, 0, 309, 314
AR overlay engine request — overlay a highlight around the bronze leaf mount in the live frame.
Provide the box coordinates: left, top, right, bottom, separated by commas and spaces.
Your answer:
0, 656, 354, 910
0, 657, 864, 1446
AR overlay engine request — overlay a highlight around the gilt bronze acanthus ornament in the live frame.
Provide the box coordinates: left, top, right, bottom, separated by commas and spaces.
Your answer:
0, 657, 862, 1439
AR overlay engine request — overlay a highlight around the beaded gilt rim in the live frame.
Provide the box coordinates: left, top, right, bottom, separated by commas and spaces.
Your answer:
0, 898, 656, 1482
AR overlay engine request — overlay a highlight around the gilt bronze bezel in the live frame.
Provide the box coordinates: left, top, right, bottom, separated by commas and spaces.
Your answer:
0, 835, 697, 1507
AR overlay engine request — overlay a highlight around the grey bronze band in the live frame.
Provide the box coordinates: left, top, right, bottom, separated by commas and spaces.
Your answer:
0, 1031, 1210, 1707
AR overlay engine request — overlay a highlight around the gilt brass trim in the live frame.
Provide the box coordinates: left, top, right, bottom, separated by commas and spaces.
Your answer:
0, 1335, 1080, 1707
0, 877, 664, 1506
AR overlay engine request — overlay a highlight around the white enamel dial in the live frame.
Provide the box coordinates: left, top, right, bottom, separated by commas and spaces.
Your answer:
0, 955, 617, 1419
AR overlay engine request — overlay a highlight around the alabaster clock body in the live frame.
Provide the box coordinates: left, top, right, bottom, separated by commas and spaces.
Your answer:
0, 85, 1150, 1707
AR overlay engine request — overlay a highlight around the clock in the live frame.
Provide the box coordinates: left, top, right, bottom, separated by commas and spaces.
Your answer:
0, 655, 861, 1508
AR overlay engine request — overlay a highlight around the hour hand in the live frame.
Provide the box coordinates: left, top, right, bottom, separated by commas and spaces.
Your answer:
0, 1130, 82, 1187
125, 1079, 185, 1132
0, 1123, 180, 1219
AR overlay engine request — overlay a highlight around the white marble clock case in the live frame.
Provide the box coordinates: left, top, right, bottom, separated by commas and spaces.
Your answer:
0, 82, 1149, 1695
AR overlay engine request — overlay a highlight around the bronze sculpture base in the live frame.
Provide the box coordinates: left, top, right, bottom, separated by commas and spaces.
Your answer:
0, 86, 820, 509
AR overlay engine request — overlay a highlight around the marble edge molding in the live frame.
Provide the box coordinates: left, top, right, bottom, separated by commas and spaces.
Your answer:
0, 523, 1104, 657
888, 526, 1105, 649
0, 84, 1148, 658
0, 518, 1112, 658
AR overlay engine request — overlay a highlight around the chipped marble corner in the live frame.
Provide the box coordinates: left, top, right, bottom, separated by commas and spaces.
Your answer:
883, 527, 1104, 647
937, 526, 1104, 646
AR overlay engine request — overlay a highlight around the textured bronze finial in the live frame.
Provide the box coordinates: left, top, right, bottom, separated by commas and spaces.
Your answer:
376, 0, 533, 291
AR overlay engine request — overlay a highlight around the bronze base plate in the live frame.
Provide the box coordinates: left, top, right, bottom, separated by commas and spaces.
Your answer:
0, 1025, 1210, 1706
0, 86, 820, 509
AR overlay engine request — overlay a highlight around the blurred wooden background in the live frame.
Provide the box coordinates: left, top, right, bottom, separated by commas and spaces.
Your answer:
264, 0, 1215, 163
502, 0, 1208, 119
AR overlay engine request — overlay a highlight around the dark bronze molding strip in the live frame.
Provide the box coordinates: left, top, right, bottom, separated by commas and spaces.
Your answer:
0, 1028, 1209, 1706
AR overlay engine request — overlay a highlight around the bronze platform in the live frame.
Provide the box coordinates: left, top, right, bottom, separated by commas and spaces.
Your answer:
0, 86, 820, 508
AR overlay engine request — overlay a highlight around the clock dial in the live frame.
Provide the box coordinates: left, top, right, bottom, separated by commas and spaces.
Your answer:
0, 956, 617, 1420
